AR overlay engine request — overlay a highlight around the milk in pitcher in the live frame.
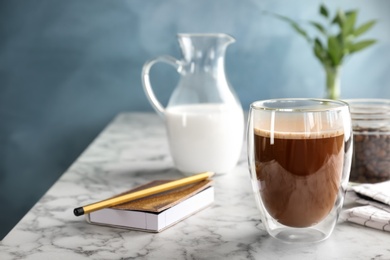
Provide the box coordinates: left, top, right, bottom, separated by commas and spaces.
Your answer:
165, 103, 244, 174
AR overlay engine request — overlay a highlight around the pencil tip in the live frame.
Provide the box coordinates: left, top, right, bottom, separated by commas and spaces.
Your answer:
73, 207, 84, 216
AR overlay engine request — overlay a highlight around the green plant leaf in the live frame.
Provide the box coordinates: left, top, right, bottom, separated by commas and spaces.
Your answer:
268, 4, 378, 71
313, 38, 328, 66
273, 13, 311, 43
309, 21, 327, 35
328, 36, 343, 66
320, 4, 329, 18
343, 10, 357, 37
354, 20, 377, 37
349, 39, 377, 53
332, 9, 346, 29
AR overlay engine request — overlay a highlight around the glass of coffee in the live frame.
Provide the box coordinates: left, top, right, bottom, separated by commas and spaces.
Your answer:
247, 99, 352, 243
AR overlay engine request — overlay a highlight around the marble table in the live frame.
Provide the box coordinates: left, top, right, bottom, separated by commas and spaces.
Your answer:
1, 112, 389, 260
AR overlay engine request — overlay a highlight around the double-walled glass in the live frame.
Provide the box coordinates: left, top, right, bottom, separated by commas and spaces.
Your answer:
247, 99, 353, 243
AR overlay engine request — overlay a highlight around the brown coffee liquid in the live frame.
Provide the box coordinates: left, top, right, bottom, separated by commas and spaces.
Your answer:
254, 129, 344, 228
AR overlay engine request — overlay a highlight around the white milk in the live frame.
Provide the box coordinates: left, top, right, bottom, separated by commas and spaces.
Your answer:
165, 103, 244, 174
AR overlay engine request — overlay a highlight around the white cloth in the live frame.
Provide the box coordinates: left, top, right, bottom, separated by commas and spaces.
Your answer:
341, 181, 390, 232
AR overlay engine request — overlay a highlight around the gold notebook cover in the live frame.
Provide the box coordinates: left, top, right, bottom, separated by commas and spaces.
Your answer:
110, 179, 213, 212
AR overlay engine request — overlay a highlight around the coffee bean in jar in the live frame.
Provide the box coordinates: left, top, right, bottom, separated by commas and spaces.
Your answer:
345, 99, 390, 183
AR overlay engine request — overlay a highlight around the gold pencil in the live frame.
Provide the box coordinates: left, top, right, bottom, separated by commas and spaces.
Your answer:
73, 171, 214, 216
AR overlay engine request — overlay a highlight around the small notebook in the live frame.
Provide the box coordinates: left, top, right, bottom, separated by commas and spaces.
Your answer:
86, 179, 214, 232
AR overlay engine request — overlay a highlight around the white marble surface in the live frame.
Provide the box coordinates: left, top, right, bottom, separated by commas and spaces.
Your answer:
1, 112, 389, 260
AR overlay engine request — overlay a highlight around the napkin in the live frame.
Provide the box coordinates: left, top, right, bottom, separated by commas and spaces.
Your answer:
341, 181, 390, 232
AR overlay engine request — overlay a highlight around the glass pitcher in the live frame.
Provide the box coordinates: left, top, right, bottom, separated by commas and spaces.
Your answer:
142, 33, 244, 175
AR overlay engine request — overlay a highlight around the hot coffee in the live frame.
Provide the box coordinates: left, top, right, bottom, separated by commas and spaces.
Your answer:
248, 99, 352, 243
254, 128, 344, 228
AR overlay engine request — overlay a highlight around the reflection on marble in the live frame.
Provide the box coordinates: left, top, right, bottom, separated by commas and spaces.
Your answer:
1, 113, 390, 260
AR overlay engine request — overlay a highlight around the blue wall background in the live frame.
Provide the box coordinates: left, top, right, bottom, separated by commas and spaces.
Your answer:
1, 0, 389, 238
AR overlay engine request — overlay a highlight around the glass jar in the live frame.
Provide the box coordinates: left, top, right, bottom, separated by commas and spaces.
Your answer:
345, 99, 390, 183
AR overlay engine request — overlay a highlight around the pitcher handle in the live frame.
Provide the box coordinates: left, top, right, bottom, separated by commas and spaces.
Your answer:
141, 55, 182, 118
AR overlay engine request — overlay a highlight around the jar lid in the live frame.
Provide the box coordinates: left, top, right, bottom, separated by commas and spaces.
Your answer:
344, 99, 390, 132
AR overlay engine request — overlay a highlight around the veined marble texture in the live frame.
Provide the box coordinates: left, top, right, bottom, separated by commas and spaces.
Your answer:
1, 113, 389, 260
